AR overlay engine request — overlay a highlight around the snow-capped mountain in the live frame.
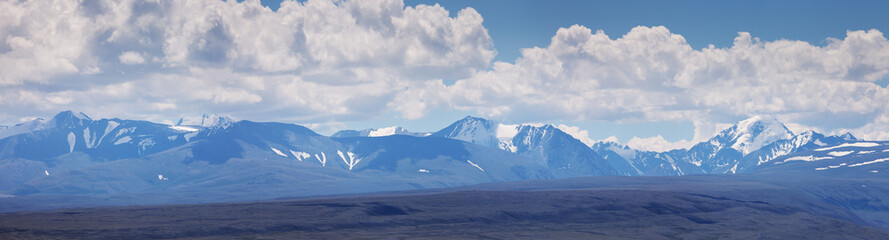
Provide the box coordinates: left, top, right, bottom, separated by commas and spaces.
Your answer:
431, 116, 618, 177
0, 111, 195, 161
331, 126, 429, 138
429, 116, 502, 147
726, 116, 795, 155
592, 116, 859, 175
430, 115, 861, 177
0, 117, 51, 140
591, 141, 696, 176
682, 116, 793, 174
0, 111, 551, 207
681, 116, 860, 174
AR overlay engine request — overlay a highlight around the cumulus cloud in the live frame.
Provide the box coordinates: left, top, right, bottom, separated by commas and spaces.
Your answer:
0, 0, 494, 123
434, 25, 889, 142
0, 0, 95, 85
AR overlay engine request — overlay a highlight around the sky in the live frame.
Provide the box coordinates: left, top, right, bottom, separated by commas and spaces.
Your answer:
1, 0, 889, 151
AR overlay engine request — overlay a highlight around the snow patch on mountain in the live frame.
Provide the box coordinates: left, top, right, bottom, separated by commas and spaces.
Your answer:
290, 150, 310, 161
467, 160, 485, 172
368, 126, 401, 137
116, 127, 136, 138
815, 157, 889, 170
138, 139, 155, 153
782, 155, 833, 163
270, 147, 287, 157
114, 136, 131, 145
315, 153, 327, 166
338, 150, 361, 170
83, 127, 94, 148
815, 142, 881, 151
849, 158, 889, 167
67, 132, 75, 152
815, 163, 848, 170
169, 125, 199, 132
827, 151, 854, 157
98, 121, 119, 145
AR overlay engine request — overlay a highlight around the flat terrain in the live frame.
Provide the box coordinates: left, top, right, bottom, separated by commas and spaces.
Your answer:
1, 182, 888, 239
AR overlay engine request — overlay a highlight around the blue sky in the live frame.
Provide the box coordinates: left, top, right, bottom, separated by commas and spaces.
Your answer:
414, 0, 889, 62
2, 0, 889, 151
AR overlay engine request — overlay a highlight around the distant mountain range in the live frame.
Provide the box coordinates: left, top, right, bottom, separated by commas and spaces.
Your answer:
0, 111, 885, 212
592, 116, 857, 176
332, 126, 430, 138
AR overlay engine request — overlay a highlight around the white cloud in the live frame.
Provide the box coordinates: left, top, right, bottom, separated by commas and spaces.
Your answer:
437, 25, 889, 142
118, 51, 145, 65
0, 0, 494, 125
626, 135, 695, 152
150, 102, 177, 111
0, 0, 94, 85
555, 124, 596, 147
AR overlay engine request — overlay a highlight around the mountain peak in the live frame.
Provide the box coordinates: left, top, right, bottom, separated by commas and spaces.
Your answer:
53, 110, 92, 121
719, 116, 793, 155
457, 115, 493, 124
841, 132, 857, 141
431, 116, 499, 146
51, 110, 92, 128
177, 114, 235, 128
736, 115, 783, 128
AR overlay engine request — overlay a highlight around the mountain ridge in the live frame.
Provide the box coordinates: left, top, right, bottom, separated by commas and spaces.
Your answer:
0, 111, 881, 213
0, 111, 864, 176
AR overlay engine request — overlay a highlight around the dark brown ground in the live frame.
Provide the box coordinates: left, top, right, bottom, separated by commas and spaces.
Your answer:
1, 188, 887, 239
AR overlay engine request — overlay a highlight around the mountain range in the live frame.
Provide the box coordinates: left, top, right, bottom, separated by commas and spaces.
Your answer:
0, 111, 885, 212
